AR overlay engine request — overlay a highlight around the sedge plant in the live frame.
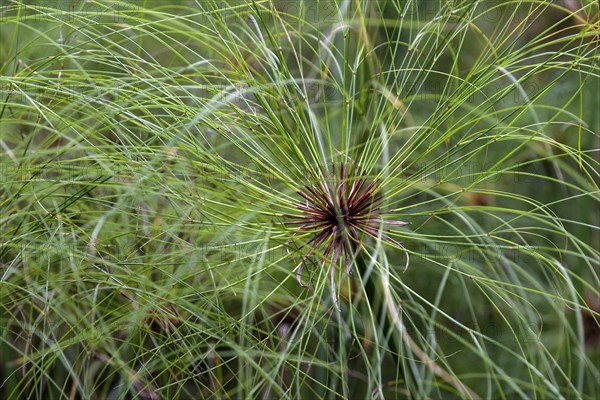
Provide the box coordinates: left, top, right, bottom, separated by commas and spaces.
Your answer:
0, 1, 599, 399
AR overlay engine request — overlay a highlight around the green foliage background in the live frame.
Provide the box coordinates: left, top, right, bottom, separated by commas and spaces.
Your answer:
1, 1, 599, 399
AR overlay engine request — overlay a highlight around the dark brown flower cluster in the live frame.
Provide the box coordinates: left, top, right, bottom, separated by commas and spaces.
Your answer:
286, 162, 408, 287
